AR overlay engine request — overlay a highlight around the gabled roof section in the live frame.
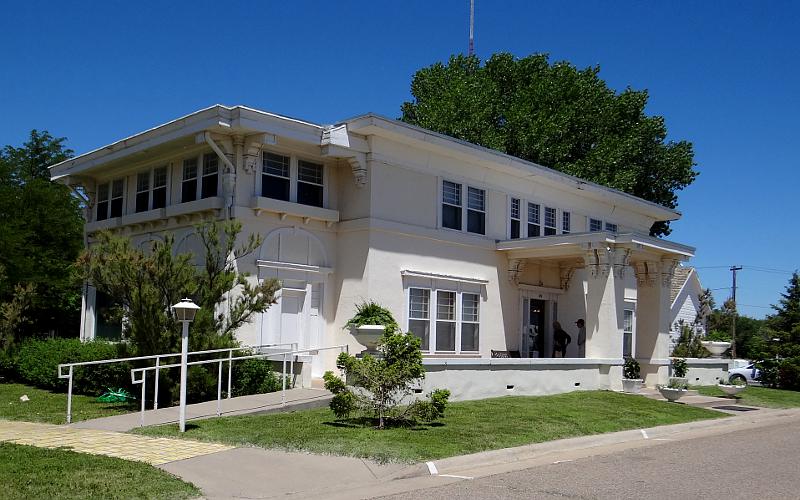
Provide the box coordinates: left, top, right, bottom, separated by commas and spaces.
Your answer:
343, 113, 681, 222
670, 266, 699, 305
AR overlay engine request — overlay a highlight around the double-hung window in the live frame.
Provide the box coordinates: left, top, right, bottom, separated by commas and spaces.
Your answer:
135, 166, 167, 213
407, 286, 481, 354
182, 158, 198, 203
544, 206, 557, 235
623, 307, 635, 358
96, 179, 124, 221
589, 218, 603, 232
605, 222, 618, 233
509, 198, 521, 239
201, 154, 219, 199
262, 152, 290, 201
442, 180, 485, 235
527, 202, 541, 237
562, 211, 571, 234
297, 160, 324, 207
441, 180, 462, 230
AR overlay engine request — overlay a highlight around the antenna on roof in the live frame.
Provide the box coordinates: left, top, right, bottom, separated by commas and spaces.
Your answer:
468, 0, 475, 56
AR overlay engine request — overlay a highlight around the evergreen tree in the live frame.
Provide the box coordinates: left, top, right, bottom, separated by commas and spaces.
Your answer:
767, 272, 800, 335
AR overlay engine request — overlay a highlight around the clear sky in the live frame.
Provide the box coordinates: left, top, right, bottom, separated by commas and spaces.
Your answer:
2, 1, 797, 318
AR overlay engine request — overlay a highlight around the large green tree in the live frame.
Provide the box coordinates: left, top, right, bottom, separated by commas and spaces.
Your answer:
0, 130, 83, 341
401, 53, 697, 236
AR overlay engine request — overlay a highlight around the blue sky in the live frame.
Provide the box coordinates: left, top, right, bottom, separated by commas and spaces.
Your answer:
2, 1, 797, 317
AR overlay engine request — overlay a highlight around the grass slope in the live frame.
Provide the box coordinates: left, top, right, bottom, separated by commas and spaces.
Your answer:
0, 443, 200, 500
137, 391, 724, 463
695, 385, 800, 408
0, 382, 133, 424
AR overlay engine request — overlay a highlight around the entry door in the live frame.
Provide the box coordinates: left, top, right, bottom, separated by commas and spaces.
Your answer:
279, 294, 302, 348
524, 299, 547, 358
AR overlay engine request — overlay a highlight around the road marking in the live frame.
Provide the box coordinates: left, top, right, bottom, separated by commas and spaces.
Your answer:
426, 461, 439, 475
640, 429, 649, 439
654, 438, 673, 441
552, 459, 574, 464
440, 474, 474, 479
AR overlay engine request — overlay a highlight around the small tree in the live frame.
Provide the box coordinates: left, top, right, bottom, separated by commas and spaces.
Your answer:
672, 321, 708, 358
324, 304, 449, 429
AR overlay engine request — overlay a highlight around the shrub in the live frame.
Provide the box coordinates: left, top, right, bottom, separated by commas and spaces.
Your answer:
344, 301, 399, 332
777, 357, 800, 391
756, 359, 780, 388
623, 358, 641, 379
231, 358, 282, 397
15, 338, 130, 395
705, 330, 732, 342
671, 358, 688, 378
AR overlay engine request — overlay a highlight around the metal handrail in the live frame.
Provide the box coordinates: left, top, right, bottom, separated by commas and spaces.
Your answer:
129, 344, 349, 427
56, 342, 296, 424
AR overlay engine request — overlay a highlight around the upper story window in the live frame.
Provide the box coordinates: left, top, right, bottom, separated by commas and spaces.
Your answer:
562, 211, 571, 234
544, 206, 557, 236
527, 202, 540, 237
442, 180, 485, 235
260, 152, 325, 208
509, 198, 521, 239
96, 179, 124, 221
135, 166, 167, 213
605, 222, 618, 233
589, 218, 603, 232
182, 154, 219, 203
407, 286, 480, 354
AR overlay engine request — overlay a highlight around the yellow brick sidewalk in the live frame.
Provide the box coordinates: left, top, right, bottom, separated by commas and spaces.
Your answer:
0, 419, 233, 465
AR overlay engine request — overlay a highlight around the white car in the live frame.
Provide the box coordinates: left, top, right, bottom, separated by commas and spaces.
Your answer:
728, 363, 761, 384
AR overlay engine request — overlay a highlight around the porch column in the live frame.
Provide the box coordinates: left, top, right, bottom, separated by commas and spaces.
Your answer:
634, 259, 678, 386
582, 245, 628, 361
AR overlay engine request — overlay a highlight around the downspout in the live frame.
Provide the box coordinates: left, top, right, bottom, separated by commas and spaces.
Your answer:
203, 131, 236, 220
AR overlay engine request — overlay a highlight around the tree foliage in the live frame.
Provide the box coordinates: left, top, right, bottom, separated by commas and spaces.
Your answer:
78, 220, 281, 355
401, 53, 697, 236
0, 130, 83, 341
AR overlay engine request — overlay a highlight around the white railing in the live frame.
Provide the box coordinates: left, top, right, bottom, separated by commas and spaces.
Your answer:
56, 343, 295, 424
129, 344, 349, 428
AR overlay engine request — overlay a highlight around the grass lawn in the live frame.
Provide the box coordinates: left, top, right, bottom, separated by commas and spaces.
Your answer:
0, 382, 134, 424
136, 391, 725, 463
0, 442, 199, 500
695, 385, 800, 408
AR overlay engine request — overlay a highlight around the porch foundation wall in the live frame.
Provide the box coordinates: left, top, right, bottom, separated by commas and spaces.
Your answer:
682, 358, 732, 386
420, 360, 623, 401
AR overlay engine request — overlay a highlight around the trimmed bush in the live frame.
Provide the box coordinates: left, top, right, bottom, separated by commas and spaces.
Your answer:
15, 339, 130, 395
231, 358, 282, 397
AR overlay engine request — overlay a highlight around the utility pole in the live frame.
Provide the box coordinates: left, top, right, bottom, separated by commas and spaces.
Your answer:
468, 0, 475, 56
730, 265, 743, 359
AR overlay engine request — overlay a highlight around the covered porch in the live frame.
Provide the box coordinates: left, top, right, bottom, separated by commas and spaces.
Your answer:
497, 231, 695, 389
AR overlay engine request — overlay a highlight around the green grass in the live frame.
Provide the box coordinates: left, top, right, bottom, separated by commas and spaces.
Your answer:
136, 391, 725, 463
0, 442, 200, 500
695, 385, 800, 408
0, 383, 134, 424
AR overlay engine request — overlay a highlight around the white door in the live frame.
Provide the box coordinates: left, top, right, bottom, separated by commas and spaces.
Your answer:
279, 294, 302, 348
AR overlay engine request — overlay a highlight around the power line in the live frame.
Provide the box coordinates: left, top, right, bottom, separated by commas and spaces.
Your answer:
738, 304, 774, 309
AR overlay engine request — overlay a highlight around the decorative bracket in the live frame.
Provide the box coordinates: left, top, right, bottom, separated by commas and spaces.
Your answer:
508, 259, 526, 284
559, 266, 576, 290
633, 261, 657, 288
347, 154, 367, 188
660, 259, 679, 287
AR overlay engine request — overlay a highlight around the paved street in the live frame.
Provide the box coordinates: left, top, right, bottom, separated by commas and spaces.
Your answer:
381, 420, 800, 500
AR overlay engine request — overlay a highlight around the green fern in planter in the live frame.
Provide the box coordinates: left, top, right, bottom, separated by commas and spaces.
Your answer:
344, 301, 399, 333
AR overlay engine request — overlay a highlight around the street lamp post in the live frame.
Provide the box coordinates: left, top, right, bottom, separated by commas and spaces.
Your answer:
172, 298, 200, 433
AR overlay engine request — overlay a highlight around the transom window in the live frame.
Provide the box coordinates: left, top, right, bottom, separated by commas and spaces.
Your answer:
407, 286, 480, 354
260, 152, 325, 208
135, 166, 167, 213
441, 180, 485, 235
96, 179, 124, 221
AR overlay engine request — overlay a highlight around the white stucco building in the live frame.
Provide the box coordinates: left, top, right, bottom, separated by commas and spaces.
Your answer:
50, 105, 700, 399
669, 266, 708, 352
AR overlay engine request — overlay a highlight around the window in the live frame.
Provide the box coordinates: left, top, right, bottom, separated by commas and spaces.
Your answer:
262, 152, 290, 201
605, 222, 618, 233
562, 211, 571, 234
96, 179, 124, 221
441, 180, 462, 230
201, 154, 218, 199
182, 158, 198, 203
297, 160, 324, 207
467, 187, 485, 235
589, 218, 603, 232
527, 202, 540, 237
96, 183, 109, 221
408, 288, 431, 350
436, 291, 457, 351
623, 308, 635, 358
110, 179, 124, 218
407, 286, 481, 353
510, 198, 521, 239
461, 293, 480, 351
544, 207, 557, 236
135, 166, 167, 213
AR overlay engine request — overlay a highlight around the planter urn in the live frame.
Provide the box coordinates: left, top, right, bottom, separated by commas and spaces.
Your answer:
701, 341, 731, 358
657, 386, 688, 402
353, 325, 385, 353
718, 383, 746, 397
622, 378, 643, 394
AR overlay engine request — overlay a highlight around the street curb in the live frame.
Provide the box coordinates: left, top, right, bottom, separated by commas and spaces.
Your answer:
395, 407, 800, 480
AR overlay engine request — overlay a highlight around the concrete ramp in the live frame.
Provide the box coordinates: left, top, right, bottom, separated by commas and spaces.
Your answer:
73, 388, 331, 432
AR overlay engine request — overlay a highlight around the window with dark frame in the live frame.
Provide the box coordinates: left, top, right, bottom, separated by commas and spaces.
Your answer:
201, 154, 218, 199
182, 158, 198, 203
510, 197, 521, 239
109, 179, 124, 218
605, 222, 618, 233
589, 218, 603, 232
135, 172, 150, 213
152, 167, 167, 209
262, 152, 290, 201
96, 183, 109, 221
297, 160, 324, 207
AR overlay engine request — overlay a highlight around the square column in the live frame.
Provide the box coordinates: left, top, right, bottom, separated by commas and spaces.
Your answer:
582, 246, 629, 364
634, 259, 678, 386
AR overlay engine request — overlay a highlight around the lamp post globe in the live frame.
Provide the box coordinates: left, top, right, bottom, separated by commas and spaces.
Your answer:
172, 298, 200, 432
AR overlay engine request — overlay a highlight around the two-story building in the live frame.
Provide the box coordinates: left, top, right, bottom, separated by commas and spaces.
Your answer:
50, 105, 695, 400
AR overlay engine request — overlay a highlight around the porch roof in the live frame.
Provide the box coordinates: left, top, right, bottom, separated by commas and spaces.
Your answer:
496, 231, 695, 261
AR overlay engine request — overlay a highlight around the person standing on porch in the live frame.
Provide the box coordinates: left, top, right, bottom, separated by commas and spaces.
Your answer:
552, 321, 571, 358
575, 319, 586, 358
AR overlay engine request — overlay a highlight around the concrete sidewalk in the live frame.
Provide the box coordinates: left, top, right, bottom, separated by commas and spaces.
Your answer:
73, 387, 331, 432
